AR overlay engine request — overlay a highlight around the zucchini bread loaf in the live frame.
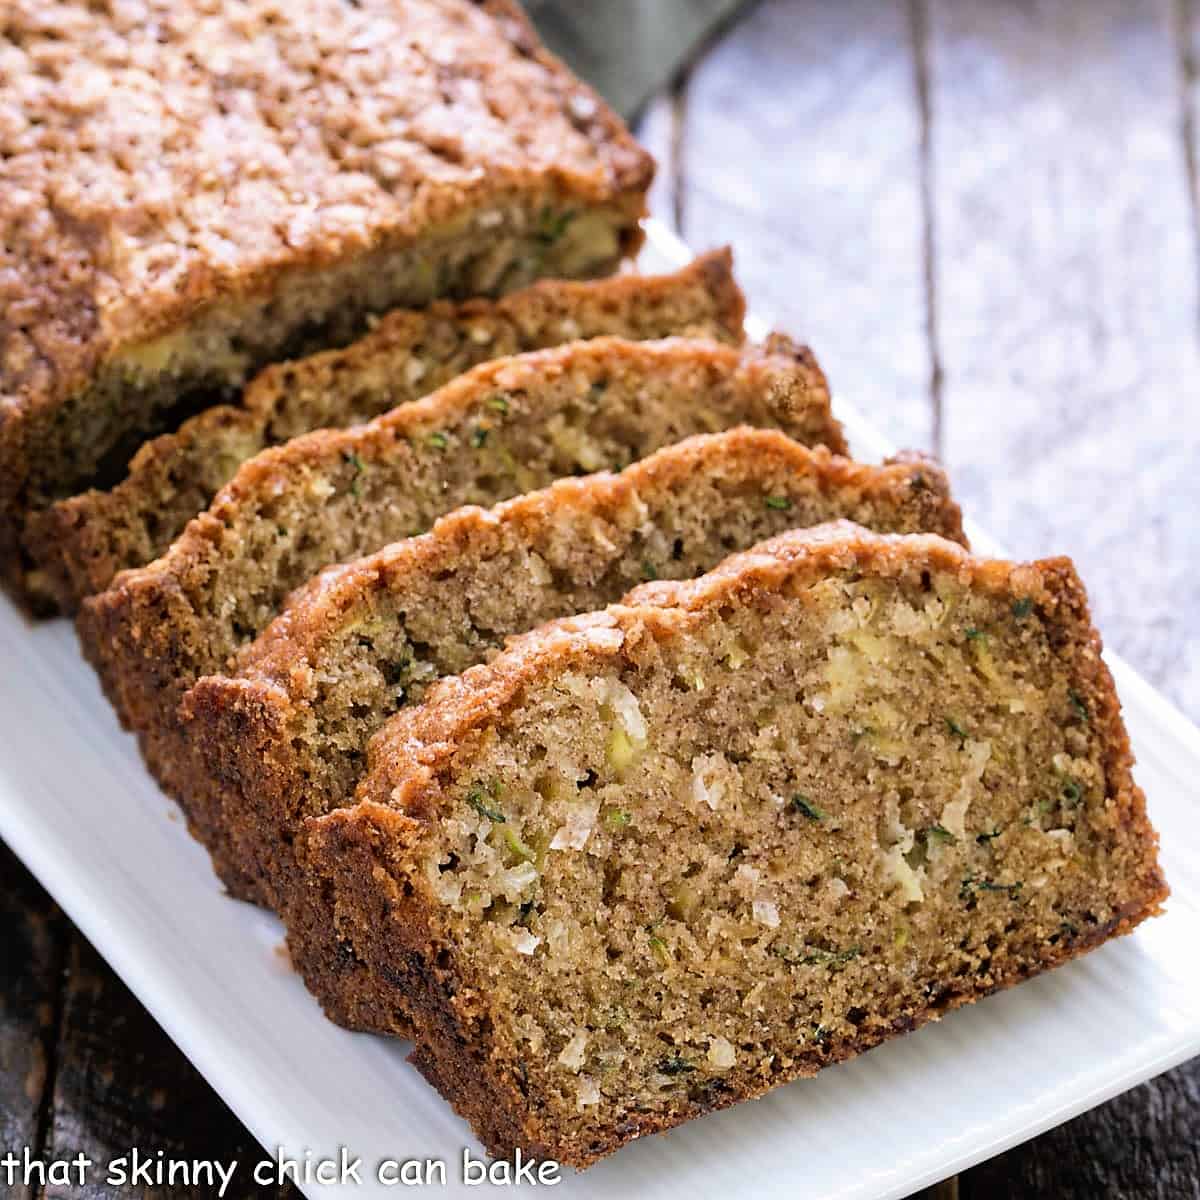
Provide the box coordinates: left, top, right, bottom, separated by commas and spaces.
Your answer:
80, 336, 841, 899
1, 0, 652, 610
304, 523, 1166, 1166
25, 252, 744, 612
181, 430, 964, 1027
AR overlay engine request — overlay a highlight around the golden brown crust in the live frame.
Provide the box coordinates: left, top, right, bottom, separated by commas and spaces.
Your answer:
1, 0, 653, 605
306, 524, 1165, 1166
78, 336, 840, 900
24, 251, 746, 612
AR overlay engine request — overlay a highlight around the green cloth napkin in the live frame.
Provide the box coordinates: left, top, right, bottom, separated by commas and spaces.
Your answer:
527, 0, 748, 121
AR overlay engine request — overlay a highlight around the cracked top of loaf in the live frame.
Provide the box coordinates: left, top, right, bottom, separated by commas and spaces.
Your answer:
0, 0, 652, 406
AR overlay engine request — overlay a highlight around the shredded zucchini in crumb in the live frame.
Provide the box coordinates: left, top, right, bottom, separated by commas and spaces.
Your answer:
647, 932, 673, 969
466, 787, 505, 823
791, 794, 825, 822
502, 826, 536, 861
343, 451, 365, 497
606, 726, 638, 775
945, 716, 969, 748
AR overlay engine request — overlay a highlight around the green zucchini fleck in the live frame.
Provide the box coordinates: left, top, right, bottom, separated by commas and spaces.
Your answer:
1060, 777, 1082, 805
656, 1054, 696, 1075
343, 451, 365, 498
945, 716, 969, 748
536, 207, 576, 244
466, 788, 505, 823
791, 793, 825, 822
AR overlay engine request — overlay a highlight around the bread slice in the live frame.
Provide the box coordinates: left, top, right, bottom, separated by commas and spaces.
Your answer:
303, 523, 1166, 1167
26, 252, 745, 612
79, 336, 841, 900
2, 0, 651, 611
180, 431, 964, 1027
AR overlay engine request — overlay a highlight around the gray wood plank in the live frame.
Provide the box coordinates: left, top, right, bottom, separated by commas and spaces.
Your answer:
0, 845, 67, 1200
675, 0, 936, 451
1183, 0, 1200, 308
928, 0, 1200, 721
925, 2, 1200, 1191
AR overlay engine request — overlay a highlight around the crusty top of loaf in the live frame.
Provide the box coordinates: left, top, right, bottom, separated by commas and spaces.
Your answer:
0, 0, 651, 407
355, 524, 1085, 816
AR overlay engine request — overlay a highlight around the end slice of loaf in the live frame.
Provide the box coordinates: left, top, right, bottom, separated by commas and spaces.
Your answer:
79, 335, 841, 900
180, 430, 964, 1028
25, 251, 745, 612
2, 0, 652, 611
304, 523, 1166, 1167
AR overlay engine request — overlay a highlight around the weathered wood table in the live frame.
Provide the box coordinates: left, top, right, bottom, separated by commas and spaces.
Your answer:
2, 1, 1197, 1196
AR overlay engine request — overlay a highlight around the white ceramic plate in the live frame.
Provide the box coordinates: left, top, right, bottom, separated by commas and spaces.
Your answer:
1, 223, 1197, 1200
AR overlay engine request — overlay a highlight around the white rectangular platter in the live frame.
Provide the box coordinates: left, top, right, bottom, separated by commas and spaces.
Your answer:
0, 221, 1197, 1200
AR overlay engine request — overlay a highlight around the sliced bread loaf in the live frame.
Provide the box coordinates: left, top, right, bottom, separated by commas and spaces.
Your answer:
80, 336, 841, 900
26, 252, 745, 612
2, 0, 652, 611
181, 430, 964, 1027
304, 523, 1166, 1167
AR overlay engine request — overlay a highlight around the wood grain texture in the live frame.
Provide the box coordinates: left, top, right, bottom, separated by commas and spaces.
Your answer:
672, 0, 936, 451
927, 0, 1200, 722
922, 1, 1200, 1193
0, 847, 67, 1200
1182, 0, 1200, 314
39, 935, 295, 1200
